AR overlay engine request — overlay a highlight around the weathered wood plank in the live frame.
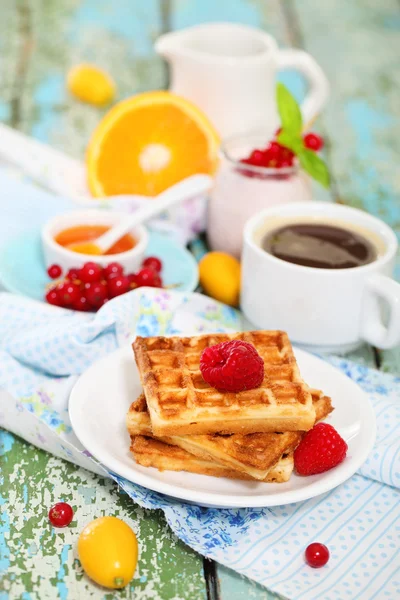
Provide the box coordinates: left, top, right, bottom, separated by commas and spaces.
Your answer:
1, 1, 399, 600
0, 1, 207, 598
0, 430, 206, 600
286, 0, 400, 373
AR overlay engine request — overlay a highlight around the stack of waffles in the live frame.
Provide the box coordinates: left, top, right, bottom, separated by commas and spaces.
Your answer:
127, 331, 333, 483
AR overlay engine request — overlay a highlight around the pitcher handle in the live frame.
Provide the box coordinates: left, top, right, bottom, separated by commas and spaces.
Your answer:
277, 49, 329, 129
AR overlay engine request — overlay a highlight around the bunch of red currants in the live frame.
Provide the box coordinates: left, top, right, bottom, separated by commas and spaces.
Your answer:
240, 131, 324, 170
45, 256, 163, 311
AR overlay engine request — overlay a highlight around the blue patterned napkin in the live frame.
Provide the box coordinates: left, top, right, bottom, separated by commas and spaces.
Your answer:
0, 289, 399, 600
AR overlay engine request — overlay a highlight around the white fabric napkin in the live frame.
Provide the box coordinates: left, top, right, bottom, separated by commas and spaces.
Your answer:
0, 289, 399, 600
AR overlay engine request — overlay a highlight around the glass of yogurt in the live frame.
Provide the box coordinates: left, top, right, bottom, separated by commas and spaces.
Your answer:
207, 133, 313, 258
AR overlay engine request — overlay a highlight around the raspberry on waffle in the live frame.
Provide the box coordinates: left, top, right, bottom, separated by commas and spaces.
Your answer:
130, 435, 294, 483
132, 331, 316, 436
126, 390, 332, 480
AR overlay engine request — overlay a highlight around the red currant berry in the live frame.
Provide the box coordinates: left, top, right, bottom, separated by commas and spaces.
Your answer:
127, 273, 139, 289
142, 256, 162, 273
281, 147, 294, 161
84, 281, 108, 309
45, 288, 62, 306
135, 267, 158, 287
47, 264, 62, 279
79, 262, 103, 283
151, 274, 162, 288
264, 141, 281, 161
103, 262, 124, 279
66, 268, 80, 282
56, 282, 80, 306
71, 293, 91, 312
303, 133, 324, 152
107, 275, 130, 298
305, 543, 330, 568
48, 502, 74, 528
248, 149, 265, 166
280, 159, 294, 168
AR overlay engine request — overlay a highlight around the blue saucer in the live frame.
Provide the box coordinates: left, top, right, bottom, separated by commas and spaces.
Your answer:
0, 229, 199, 301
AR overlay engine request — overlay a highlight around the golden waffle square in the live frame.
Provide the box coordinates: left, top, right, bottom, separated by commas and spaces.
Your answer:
126, 390, 332, 480
130, 436, 294, 483
133, 331, 316, 436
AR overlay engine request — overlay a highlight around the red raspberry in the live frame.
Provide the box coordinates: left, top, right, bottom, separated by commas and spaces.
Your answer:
294, 423, 348, 476
200, 340, 264, 392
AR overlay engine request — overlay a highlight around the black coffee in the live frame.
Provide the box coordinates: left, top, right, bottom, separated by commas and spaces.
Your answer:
262, 223, 377, 269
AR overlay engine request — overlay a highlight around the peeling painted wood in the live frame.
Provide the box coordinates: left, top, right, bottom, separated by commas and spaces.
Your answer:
1, 0, 400, 599
0, 431, 206, 599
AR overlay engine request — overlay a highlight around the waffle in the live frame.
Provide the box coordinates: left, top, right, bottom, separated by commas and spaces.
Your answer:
126, 390, 332, 480
130, 436, 294, 483
133, 331, 316, 436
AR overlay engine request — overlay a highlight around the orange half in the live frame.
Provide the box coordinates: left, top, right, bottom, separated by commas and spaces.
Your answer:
86, 91, 220, 197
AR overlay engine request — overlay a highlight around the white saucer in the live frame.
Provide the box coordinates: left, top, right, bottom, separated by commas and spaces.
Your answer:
69, 345, 376, 508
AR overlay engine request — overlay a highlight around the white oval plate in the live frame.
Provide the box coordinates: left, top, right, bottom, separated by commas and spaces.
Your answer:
69, 345, 376, 508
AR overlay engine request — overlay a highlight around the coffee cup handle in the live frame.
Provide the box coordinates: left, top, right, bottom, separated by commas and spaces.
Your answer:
361, 274, 400, 349
277, 49, 329, 128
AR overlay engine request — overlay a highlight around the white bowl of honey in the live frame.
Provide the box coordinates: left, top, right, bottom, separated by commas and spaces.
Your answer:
41, 209, 148, 273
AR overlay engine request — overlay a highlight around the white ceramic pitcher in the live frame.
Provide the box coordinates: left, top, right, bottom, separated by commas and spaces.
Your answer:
155, 23, 329, 137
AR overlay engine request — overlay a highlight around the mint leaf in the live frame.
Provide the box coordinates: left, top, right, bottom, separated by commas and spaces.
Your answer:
277, 130, 303, 154
276, 83, 302, 136
298, 149, 330, 188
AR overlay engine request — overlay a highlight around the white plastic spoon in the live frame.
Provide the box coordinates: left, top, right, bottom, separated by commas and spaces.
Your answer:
69, 174, 213, 255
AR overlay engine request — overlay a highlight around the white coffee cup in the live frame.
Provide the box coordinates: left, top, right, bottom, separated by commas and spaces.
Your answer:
241, 202, 400, 352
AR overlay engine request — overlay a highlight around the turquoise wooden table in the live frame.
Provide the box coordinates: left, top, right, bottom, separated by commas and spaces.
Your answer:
1, 1, 399, 598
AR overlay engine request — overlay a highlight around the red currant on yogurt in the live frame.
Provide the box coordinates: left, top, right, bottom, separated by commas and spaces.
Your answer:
47, 264, 62, 279
48, 502, 74, 528
248, 149, 265, 166
303, 133, 324, 152
142, 256, 162, 273
79, 262, 103, 283
304, 543, 330, 568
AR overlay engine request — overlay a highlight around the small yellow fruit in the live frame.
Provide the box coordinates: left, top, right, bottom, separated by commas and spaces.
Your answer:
67, 64, 115, 107
78, 517, 138, 589
199, 251, 241, 307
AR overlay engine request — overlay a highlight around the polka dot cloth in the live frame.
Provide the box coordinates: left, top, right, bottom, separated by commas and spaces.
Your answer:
0, 290, 399, 600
